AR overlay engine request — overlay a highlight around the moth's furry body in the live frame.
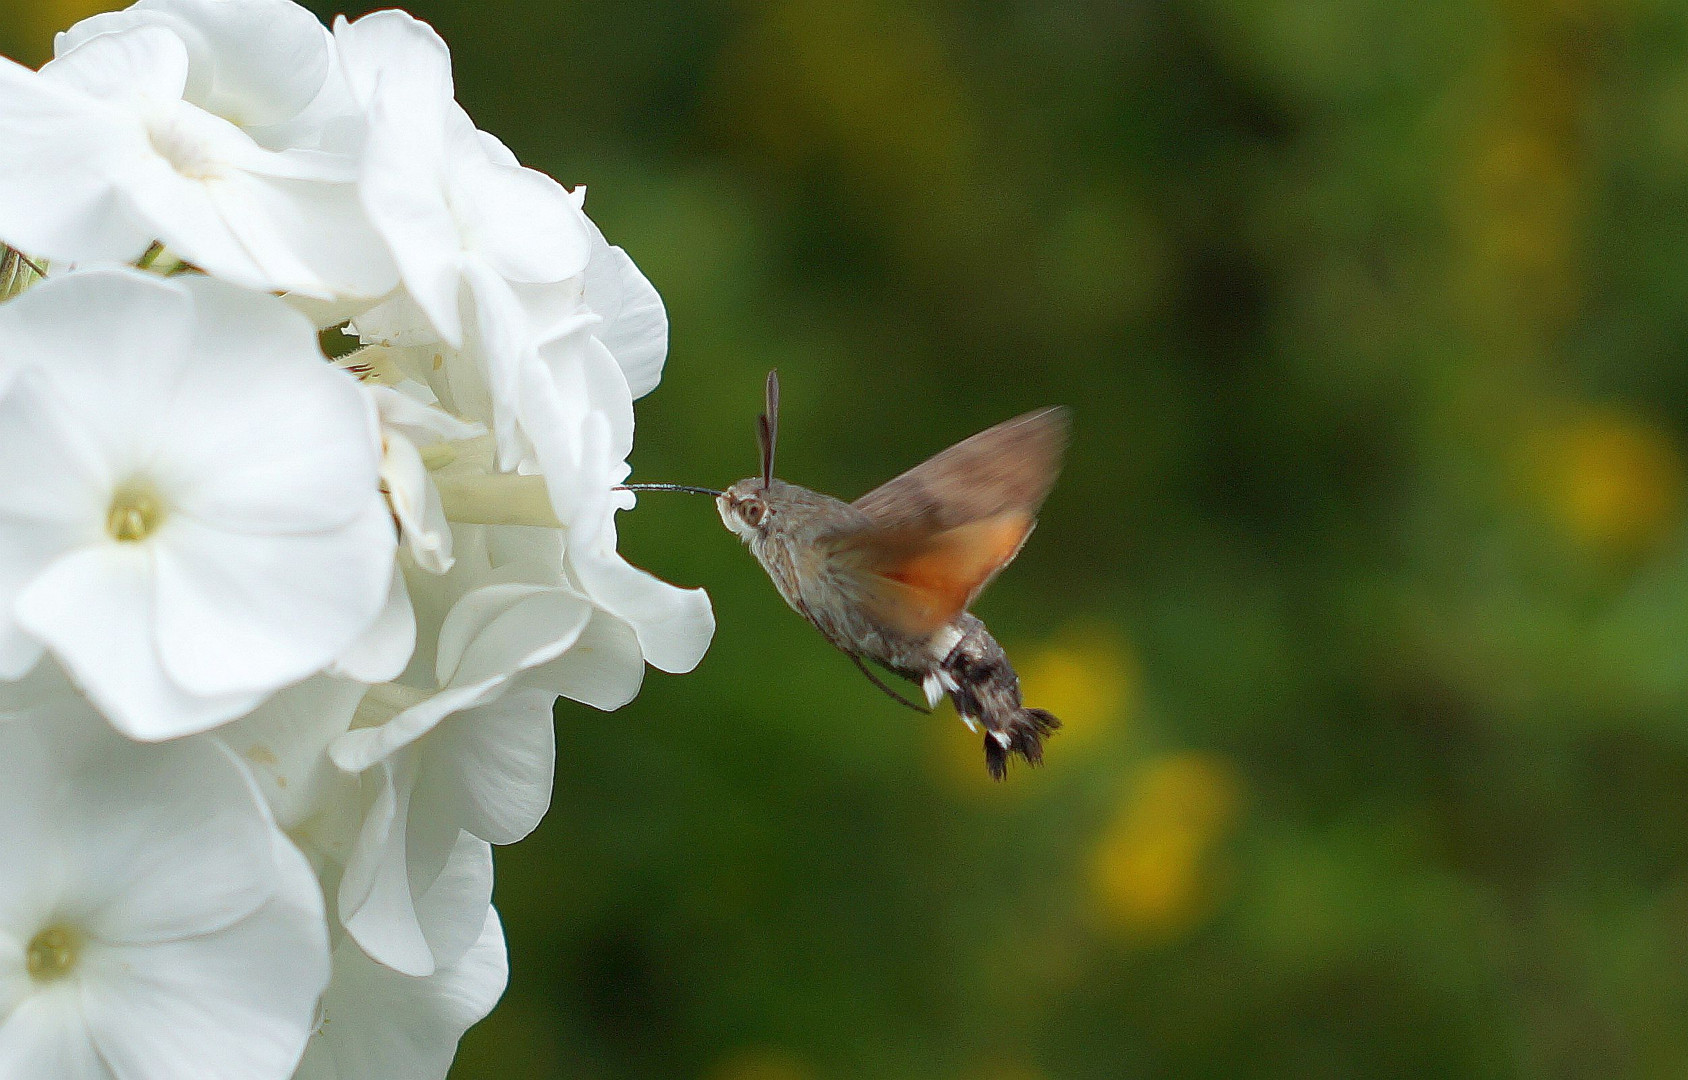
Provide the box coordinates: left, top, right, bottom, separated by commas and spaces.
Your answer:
716, 385, 1068, 779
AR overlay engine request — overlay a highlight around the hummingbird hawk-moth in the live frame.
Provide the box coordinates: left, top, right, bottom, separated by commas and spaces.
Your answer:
628, 372, 1069, 779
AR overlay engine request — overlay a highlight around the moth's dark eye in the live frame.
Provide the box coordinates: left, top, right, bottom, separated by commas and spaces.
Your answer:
740, 499, 766, 526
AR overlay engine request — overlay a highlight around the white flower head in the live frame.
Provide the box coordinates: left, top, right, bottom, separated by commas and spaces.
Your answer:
0, 3, 723, 1077
0, 710, 330, 1080
0, 268, 397, 739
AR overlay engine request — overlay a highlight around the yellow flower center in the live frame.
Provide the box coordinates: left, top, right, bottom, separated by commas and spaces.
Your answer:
25, 925, 81, 982
107, 481, 164, 543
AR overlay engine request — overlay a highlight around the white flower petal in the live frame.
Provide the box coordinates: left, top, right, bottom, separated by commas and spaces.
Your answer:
331, 564, 416, 685
296, 907, 505, 1080
58, 0, 334, 127
582, 219, 668, 399
353, 290, 442, 349
0, 375, 106, 679
527, 608, 647, 711
159, 276, 384, 534
15, 545, 264, 740
334, 10, 463, 345
333, 10, 454, 116
465, 260, 546, 465
508, 276, 592, 344
473, 128, 520, 169
0, 992, 112, 1080
572, 548, 715, 674
79, 836, 328, 1080
412, 831, 493, 969
215, 675, 366, 831
0, 721, 69, 934
565, 336, 636, 465
0, 57, 153, 263
329, 677, 501, 775
382, 432, 453, 573
437, 583, 592, 688
371, 382, 483, 445
0, 941, 21, 1039
42, 22, 188, 105
152, 504, 395, 697
339, 756, 436, 976
423, 687, 556, 845
213, 168, 396, 298
66, 739, 274, 946
447, 152, 592, 285
122, 151, 274, 288
0, 267, 196, 456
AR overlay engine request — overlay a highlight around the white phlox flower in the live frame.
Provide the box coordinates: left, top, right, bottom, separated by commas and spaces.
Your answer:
0, 0, 395, 297
54, 0, 354, 152
0, 709, 329, 1080
330, 563, 419, 686
360, 272, 712, 677
213, 675, 509, 1077
0, 268, 396, 739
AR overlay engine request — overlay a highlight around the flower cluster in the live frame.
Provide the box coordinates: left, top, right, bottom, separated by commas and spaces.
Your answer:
0, 2, 714, 1077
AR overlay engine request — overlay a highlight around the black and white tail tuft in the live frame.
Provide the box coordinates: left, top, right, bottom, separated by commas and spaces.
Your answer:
941, 614, 1062, 780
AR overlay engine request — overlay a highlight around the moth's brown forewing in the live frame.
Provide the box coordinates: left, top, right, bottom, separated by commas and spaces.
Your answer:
825, 407, 1069, 636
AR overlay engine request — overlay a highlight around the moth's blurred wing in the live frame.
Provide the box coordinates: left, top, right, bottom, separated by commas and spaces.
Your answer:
852, 406, 1068, 528
830, 406, 1068, 636
828, 513, 1038, 636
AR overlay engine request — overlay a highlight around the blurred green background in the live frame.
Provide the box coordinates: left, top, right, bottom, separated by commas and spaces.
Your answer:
16, 0, 1688, 1075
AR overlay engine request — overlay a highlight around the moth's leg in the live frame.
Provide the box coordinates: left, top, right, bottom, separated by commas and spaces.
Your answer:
848, 654, 932, 714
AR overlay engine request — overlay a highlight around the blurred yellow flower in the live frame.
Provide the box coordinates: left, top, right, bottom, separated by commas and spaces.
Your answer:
1088, 753, 1244, 942
704, 1048, 813, 1080
929, 620, 1138, 796
1017, 620, 1139, 751
1452, 122, 1581, 330
1529, 409, 1683, 559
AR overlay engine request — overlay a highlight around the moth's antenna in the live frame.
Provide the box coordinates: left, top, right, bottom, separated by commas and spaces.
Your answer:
757, 368, 779, 490
617, 483, 724, 497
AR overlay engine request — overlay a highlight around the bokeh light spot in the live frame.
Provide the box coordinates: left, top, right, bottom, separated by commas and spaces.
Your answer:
1530, 409, 1683, 560
1088, 753, 1244, 942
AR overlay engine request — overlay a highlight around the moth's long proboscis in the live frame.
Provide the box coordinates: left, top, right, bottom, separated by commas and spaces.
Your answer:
617, 483, 725, 497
